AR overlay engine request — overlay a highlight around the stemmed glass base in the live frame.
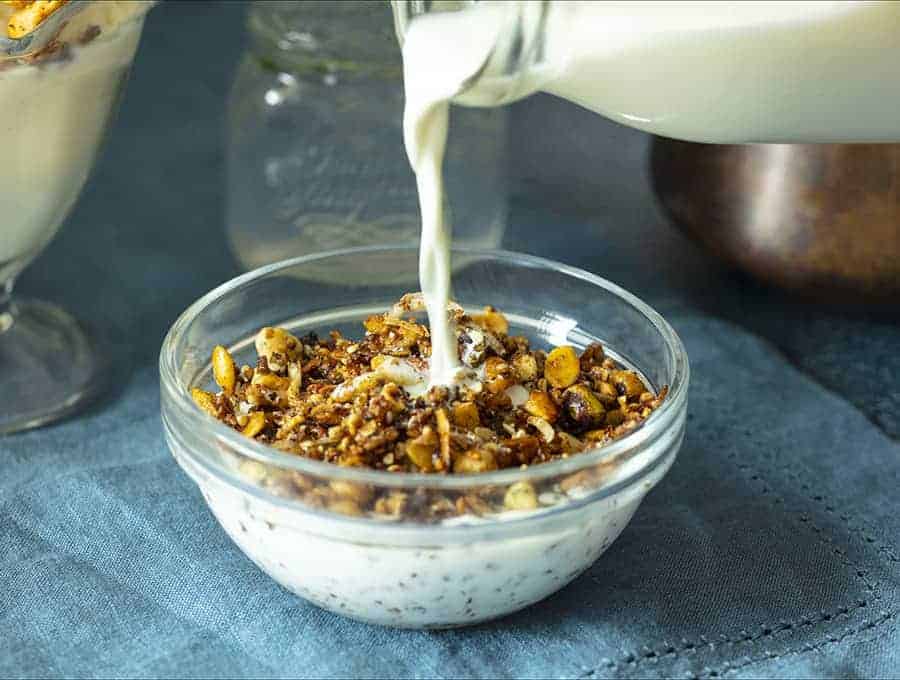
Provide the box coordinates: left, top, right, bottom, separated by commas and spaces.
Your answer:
0, 297, 107, 434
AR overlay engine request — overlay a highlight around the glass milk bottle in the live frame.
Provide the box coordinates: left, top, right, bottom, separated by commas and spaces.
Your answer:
393, 1, 900, 144
226, 1, 508, 276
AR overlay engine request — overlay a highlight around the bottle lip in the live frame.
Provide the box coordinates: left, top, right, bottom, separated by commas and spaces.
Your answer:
247, 1, 402, 77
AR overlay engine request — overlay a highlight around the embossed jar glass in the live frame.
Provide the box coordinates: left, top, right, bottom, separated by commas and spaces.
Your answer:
225, 1, 508, 279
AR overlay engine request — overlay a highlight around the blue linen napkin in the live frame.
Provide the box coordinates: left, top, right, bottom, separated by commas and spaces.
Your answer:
2, 313, 898, 679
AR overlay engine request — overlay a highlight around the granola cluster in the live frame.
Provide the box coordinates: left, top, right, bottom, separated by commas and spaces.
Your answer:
191, 295, 666, 484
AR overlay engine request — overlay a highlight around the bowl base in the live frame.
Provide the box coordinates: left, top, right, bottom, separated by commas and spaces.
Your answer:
0, 299, 108, 434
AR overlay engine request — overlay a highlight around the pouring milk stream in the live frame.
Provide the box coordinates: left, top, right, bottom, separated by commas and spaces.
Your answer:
398, 0, 900, 388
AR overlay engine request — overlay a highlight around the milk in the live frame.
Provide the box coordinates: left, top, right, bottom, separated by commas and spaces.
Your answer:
540, 1, 900, 143
400, 1, 900, 387
402, 8, 502, 388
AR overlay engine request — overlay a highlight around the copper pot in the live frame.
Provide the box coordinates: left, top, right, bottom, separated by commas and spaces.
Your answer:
650, 139, 900, 300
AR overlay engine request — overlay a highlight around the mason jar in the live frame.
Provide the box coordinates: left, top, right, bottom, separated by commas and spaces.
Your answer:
226, 1, 508, 277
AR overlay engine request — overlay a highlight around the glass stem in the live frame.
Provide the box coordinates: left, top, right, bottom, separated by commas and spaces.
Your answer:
0, 278, 15, 334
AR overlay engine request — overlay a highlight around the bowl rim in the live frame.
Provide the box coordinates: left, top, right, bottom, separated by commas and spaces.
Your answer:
160, 245, 689, 494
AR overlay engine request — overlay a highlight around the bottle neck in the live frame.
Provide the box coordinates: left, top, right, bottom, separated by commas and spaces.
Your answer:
392, 0, 553, 108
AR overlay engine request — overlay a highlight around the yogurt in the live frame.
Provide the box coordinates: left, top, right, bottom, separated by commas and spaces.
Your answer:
172, 434, 678, 628
0, 2, 149, 281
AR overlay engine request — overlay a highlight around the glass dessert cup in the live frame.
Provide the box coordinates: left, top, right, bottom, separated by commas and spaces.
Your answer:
0, 4, 151, 433
160, 246, 689, 628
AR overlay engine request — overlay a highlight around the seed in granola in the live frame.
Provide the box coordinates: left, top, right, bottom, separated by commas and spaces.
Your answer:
613, 370, 645, 400
190, 387, 217, 416
562, 384, 606, 430
242, 411, 267, 438
604, 409, 625, 427
212, 345, 237, 395
524, 390, 559, 423
544, 346, 580, 388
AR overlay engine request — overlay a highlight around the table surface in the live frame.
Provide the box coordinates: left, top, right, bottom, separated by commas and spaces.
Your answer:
3, 3, 899, 678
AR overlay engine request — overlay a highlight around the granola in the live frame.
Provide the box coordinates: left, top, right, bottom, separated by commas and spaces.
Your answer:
190, 297, 667, 520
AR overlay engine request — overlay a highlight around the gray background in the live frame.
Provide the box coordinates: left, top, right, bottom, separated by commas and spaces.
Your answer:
3, 2, 899, 678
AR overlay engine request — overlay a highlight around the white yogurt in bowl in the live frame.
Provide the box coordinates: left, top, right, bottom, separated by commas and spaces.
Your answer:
171, 424, 679, 628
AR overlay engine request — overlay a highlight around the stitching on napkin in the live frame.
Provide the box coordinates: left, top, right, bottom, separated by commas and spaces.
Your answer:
576, 606, 872, 678
702, 609, 896, 679
579, 428, 897, 677
771, 461, 900, 565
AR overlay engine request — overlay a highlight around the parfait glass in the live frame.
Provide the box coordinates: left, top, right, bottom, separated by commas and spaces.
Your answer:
0, 2, 152, 433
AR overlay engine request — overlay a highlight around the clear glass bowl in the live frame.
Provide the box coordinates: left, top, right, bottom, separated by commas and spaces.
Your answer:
160, 246, 689, 629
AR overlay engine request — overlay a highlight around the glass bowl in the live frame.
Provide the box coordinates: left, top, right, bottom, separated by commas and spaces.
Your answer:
160, 246, 689, 629
0, 1, 153, 433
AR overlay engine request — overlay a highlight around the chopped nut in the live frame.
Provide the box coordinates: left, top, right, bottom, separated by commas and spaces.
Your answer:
504, 384, 529, 407
579, 343, 606, 370
254, 327, 301, 373
527, 416, 555, 443
458, 328, 486, 367
212, 345, 236, 395
406, 428, 437, 471
544, 346, 580, 388
504, 481, 538, 510
524, 390, 559, 423
485, 375, 515, 395
453, 448, 498, 474
484, 356, 509, 380
511, 353, 539, 381
452, 401, 480, 429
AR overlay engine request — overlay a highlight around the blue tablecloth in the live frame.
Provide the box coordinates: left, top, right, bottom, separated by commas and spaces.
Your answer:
3, 3, 899, 678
